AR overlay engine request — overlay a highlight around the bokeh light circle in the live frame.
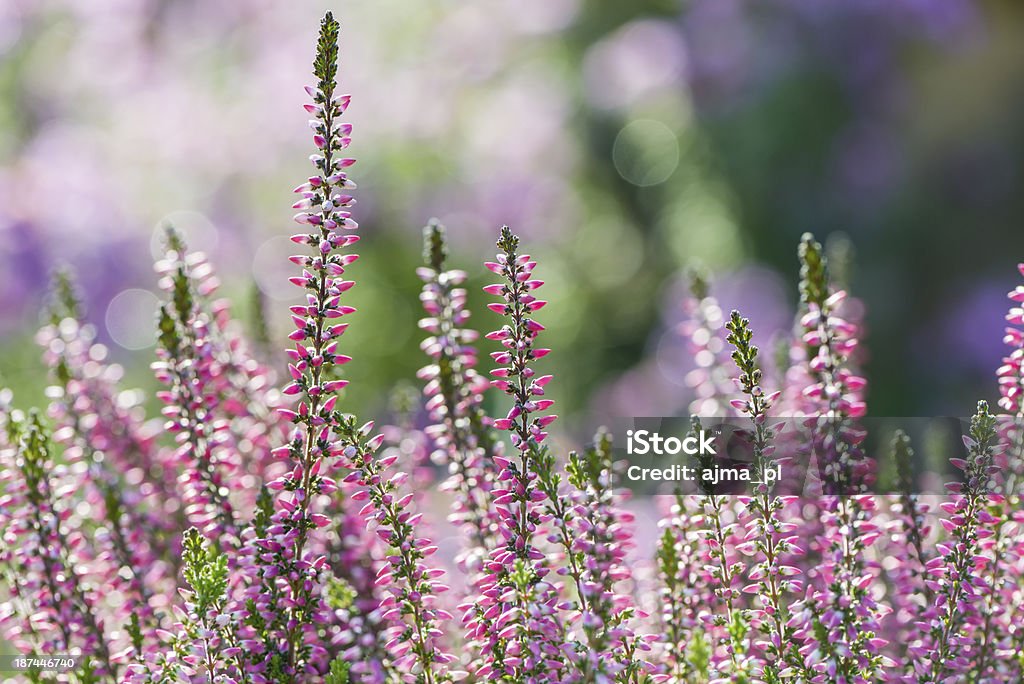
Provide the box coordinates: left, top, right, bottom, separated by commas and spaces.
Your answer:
150, 210, 220, 260
105, 288, 159, 350
612, 119, 680, 187
253, 235, 298, 301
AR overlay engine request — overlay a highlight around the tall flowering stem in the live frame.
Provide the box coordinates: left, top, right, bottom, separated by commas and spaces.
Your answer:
968, 497, 1018, 683
471, 225, 564, 681
794, 234, 885, 682
892, 430, 934, 608
681, 270, 736, 417
37, 273, 168, 662
893, 431, 931, 594
725, 311, 804, 682
249, 11, 358, 674
134, 527, 245, 683
417, 220, 501, 567
486, 225, 555, 542
336, 418, 457, 682
919, 401, 998, 682
536, 430, 650, 682
154, 230, 239, 545
971, 262, 1024, 681
656, 494, 714, 682
694, 420, 754, 680
998, 263, 1024, 494
797, 234, 869, 493
0, 411, 113, 680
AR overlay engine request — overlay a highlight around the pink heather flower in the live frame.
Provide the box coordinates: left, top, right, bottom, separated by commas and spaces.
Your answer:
796, 235, 870, 495
965, 262, 1024, 682
914, 402, 999, 682
680, 269, 738, 417
656, 493, 723, 681
417, 220, 503, 571
696, 481, 761, 679
965, 498, 1023, 683
788, 234, 889, 683
484, 224, 554, 535
464, 225, 566, 682
0, 410, 115, 678
995, 263, 1024, 499
158, 245, 287, 500
879, 430, 936, 664
536, 430, 655, 681
336, 419, 459, 682
126, 528, 247, 683
319, 498, 396, 682
230, 13, 359, 677
205, 293, 289, 496
6, 8, 1024, 683
998, 264, 1024, 419
41, 272, 182, 524
724, 311, 807, 680
35, 293, 172, 663
153, 231, 241, 547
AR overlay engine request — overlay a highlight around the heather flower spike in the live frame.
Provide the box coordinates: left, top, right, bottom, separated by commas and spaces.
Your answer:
335, 416, 458, 683
0, 411, 114, 680
236, 11, 359, 676
681, 268, 736, 417
797, 232, 870, 490
154, 228, 240, 546
683, 416, 757, 680
37, 270, 170, 662
562, 431, 651, 680
656, 490, 716, 682
998, 262, 1024, 494
892, 430, 934, 607
793, 233, 887, 683
918, 401, 999, 682
417, 220, 501, 569
725, 311, 805, 681
468, 225, 566, 682
151, 528, 242, 681
536, 430, 651, 680
484, 225, 555, 556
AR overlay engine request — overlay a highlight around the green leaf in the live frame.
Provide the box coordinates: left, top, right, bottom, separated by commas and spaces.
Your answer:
325, 657, 351, 684
181, 528, 228, 615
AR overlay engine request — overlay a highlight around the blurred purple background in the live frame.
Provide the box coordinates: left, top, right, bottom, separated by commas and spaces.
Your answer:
2, 0, 1023, 427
